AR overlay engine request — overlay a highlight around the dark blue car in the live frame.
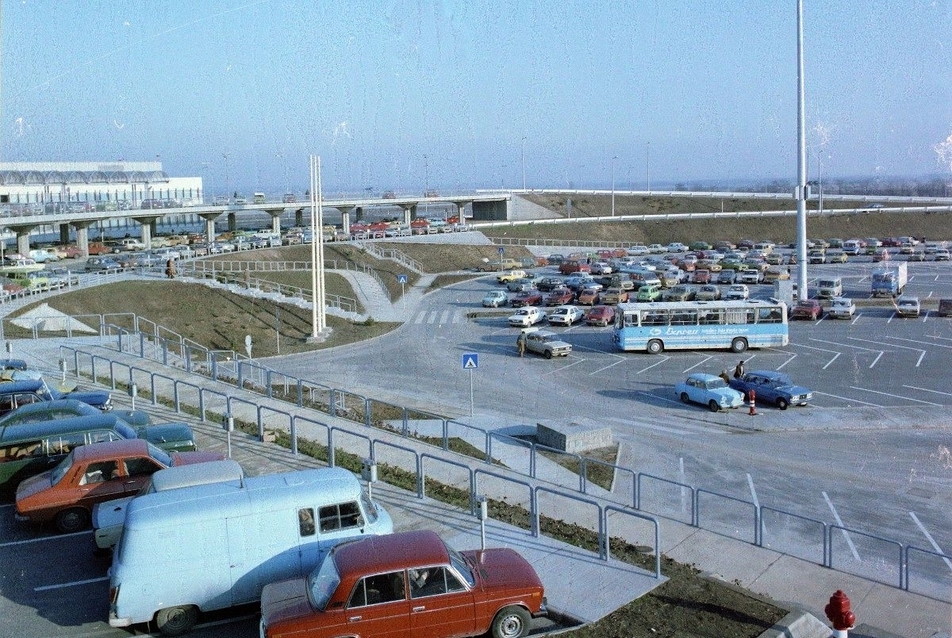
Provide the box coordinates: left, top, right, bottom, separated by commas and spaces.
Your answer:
729, 370, 813, 410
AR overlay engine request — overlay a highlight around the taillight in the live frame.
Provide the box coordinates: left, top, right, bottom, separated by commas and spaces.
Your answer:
109, 585, 119, 604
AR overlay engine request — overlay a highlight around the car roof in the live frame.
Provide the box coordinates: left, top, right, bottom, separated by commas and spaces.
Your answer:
688, 373, 722, 381
334, 529, 449, 576
71, 438, 151, 462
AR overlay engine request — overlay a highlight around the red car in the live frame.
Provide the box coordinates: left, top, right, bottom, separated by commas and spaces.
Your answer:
510, 291, 543, 308
585, 305, 616, 327
558, 260, 591, 275
544, 287, 574, 306
791, 299, 822, 320
15, 438, 223, 533
260, 529, 547, 638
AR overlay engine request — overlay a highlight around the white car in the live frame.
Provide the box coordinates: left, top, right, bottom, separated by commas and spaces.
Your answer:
724, 284, 749, 300
895, 296, 920, 318
508, 306, 546, 327
828, 297, 856, 319
547, 305, 584, 326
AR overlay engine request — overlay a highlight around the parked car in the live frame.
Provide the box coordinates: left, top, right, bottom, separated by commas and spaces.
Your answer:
544, 287, 575, 306
828, 297, 856, 319
675, 373, 745, 412
482, 290, 508, 308
0, 378, 112, 415
934, 248, 951, 261
585, 305, 615, 327
790, 299, 822, 321
895, 296, 920, 318
736, 269, 761, 284
259, 529, 547, 638
509, 291, 544, 308
14, 438, 224, 533
729, 370, 813, 410
635, 283, 663, 302
507, 307, 545, 327
695, 285, 721, 301
575, 287, 600, 305
496, 270, 527, 284
662, 285, 695, 302
546, 305, 584, 326
724, 284, 749, 300
507, 278, 537, 293
84, 256, 123, 273
524, 330, 572, 358
600, 287, 629, 305
535, 277, 564, 292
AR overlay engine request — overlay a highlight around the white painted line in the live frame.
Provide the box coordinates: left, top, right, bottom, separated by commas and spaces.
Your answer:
822, 353, 841, 370
35, 576, 109, 591
909, 512, 952, 571
916, 350, 926, 367
851, 337, 926, 366
888, 336, 952, 350
812, 391, 884, 407
0, 530, 90, 547
794, 343, 842, 354
823, 491, 860, 561
810, 338, 885, 352
682, 355, 712, 374
867, 351, 883, 368
776, 353, 796, 371
849, 386, 942, 406
636, 357, 670, 374
588, 359, 626, 376
850, 312, 861, 325
902, 385, 952, 397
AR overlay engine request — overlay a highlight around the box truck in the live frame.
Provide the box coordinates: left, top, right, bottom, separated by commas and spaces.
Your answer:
871, 263, 907, 297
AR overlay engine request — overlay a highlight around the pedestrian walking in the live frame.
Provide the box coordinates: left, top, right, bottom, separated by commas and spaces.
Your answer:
733, 360, 745, 379
516, 332, 527, 357
165, 258, 176, 279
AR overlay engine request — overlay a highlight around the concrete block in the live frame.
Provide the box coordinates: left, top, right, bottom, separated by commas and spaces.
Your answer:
537, 419, 612, 454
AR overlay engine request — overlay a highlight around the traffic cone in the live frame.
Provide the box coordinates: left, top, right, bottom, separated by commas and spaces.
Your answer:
748, 390, 757, 416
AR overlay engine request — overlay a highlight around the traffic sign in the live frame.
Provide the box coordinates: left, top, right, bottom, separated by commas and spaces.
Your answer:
462, 353, 478, 369
398, 274, 407, 284
498, 247, 504, 255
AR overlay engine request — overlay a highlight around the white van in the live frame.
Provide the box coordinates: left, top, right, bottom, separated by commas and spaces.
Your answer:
92, 459, 245, 550
842, 239, 864, 255
817, 277, 843, 299
108, 467, 392, 636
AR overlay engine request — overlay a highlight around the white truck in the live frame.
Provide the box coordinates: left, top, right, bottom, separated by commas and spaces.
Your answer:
828, 297, 856, 319
871, 262, 907, 297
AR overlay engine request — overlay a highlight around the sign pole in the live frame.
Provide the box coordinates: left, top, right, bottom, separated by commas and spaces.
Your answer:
470, 369, 474, 417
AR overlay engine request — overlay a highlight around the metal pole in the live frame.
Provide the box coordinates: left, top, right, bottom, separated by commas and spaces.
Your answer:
521, 137, 526, 191
795, 0, 809, 298
611, 156, 617, 217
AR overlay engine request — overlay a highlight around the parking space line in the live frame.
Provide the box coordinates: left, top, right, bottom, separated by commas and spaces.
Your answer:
850, 336, 926, 366
888, 335, 952, 350
849, 386, 942, 406
812, 391, 883, 407
824, 491, 860, 561
682, 355, 713, 374
0, 530, 90, 547
776, 353, 796, 370
34, 576, 109, 592
903, 385, 952, 397
909, 512, 952, 571
589, 359, 626, 376
636, 356, 670, 374
869, 351, 884, 368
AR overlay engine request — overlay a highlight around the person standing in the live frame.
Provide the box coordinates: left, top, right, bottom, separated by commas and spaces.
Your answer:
719, 369, 731, 384
165, 258, 176, 279
516, 332, 527, 357
733, 360, 745, 379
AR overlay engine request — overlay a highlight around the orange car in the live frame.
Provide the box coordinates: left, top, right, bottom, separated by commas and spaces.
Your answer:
15, 438, 222, 533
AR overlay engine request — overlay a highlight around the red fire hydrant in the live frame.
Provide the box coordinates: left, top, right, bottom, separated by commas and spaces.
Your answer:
824, 590, 856, 637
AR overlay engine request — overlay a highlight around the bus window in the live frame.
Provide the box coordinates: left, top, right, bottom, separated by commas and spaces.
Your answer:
671, 310, 698, 325
699, 309, 722, 325
758, 308, 782, 323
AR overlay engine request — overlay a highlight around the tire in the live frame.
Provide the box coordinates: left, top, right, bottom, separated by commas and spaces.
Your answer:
680, 392, 690, 404
54, 507, 90, 534
491, 606, 531, 638
543, 350, 552, 359
776, 397, 789, 410
730, 337, 748, 353
646, 339, 663, 355
156, 606, 199, 637
708, 400, 720, 413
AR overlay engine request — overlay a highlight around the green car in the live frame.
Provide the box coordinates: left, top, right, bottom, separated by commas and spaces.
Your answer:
636, 283, 663, 302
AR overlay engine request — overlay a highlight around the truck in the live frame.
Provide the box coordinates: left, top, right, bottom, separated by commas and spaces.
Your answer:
871, 262, 907, 297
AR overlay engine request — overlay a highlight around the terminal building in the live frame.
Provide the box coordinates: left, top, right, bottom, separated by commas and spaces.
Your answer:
0, 161, 203, 210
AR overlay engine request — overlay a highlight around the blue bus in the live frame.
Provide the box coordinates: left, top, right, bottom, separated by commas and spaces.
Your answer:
612, 299, 789, 354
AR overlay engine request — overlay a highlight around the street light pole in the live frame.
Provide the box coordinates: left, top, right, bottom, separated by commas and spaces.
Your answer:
222, 153, 230, 200
611, 156, 617, 217
521, 137, 527, 191
645, 142, 650, 191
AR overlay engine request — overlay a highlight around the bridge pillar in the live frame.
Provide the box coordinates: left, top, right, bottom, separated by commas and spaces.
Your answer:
197, 212, 220, 242
227, 212, 237, 233
294, 208, 305, 227
399, 203, 417, 227
69, 220, 95, 257
451, 201, 468, 222
337, 206, 354, 233
264, 207, 285, 236
5, 225, 37, 256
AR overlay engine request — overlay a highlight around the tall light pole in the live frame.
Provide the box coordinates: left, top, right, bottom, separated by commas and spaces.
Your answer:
222, 153, 230, 200
611, 156, 617, 217
521, 136, 527, 191
645, 142, 650, 191
795, 0, 809, 299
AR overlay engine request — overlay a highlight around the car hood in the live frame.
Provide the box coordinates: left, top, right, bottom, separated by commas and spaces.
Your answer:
463, 547, 544, 591
774, 384, 811, 396
15, 470, 53, 502
171, 450, 226, 466
710, 388, 744, 401
261, 577, 313, 625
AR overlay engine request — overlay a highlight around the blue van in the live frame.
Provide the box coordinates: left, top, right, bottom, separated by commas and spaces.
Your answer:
108, 466, 393, 635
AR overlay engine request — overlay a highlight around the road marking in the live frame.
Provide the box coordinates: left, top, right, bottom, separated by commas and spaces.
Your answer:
812, 391, 883, 407
776, 353, 796, 370
850, 336, 926, 366
903, 385, 952, 397
636, 357, 670, 374
823, 491, 860, 561
909, 512, 952, 570
810, 338, 885, 352
849, 386, 942, 406
0, 530, 90, 547
682, 355, 712, 373
35, 576, 109, 591
868, 351, 884, 368
888, 335, 952, 350
588, 359, 626, 375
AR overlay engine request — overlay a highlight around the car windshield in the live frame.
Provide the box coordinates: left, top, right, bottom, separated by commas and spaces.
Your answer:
307, 553, 342, 611
446, 543, 476, 588
49, 450, 77, 486
706, 378, 729, 389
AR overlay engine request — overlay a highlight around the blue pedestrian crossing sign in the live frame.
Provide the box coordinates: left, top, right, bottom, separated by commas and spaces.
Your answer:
398, 274, 407, 284
461, 353, 479, 369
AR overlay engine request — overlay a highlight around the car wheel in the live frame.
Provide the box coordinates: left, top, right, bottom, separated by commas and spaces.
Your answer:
730, 337, 748, 353
708, 400, 720, 413
491, 606, 531, 638
155, 605, 199, 636
646, 339, 663, 355
543, 350, 552, 359
54, 507, 90, 534
776, 398, 789, 410
680, 392, 690, 404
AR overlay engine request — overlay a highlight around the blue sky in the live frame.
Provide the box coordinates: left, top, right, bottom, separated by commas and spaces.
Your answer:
2, 0, 951, 196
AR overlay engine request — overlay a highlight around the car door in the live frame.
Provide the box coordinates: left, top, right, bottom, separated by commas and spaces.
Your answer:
74, 459, 127, 510
346, 571, 411, 638
408, 565, 476, 638
119, 455, 165, 494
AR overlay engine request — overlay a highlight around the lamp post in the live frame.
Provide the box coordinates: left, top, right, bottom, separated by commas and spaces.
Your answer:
521, 137, 527, 191
222, 153, 230, 200
645, 142, 650, 191
611, 155, 617, 217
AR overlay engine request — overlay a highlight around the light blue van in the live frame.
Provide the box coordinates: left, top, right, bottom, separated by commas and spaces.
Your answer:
108, 466, 392, 636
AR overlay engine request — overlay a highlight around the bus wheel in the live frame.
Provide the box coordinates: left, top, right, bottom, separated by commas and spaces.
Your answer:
156, 605, 199, 636
647, 339, 663, 355
730, 337, 748, 353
